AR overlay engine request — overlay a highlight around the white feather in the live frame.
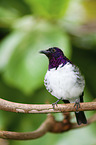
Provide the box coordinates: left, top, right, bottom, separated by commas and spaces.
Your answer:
44, 63, 85, 103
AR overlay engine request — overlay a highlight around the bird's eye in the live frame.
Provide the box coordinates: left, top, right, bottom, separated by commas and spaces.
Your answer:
51, 48, 56, 53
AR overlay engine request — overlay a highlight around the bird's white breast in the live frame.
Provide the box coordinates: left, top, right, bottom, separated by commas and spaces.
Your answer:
44, 63, 85, 103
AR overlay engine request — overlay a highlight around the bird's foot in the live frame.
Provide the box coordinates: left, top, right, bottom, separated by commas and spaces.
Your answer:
52, 99, 61, 109
74, 99, 80, 113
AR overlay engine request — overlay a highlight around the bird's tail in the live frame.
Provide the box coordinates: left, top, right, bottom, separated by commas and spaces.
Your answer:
75, 111, 87, 125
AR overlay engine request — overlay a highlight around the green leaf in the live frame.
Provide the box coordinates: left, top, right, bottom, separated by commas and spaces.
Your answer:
0, 0, 31, 27
25, 0, 70, 19
0, 0, 31, 16
0, 31, 26, 70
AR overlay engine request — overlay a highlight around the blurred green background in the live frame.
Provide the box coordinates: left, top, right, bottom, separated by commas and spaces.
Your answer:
0, 0, 96, 145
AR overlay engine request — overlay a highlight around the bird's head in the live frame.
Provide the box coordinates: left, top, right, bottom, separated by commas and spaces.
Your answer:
40, 47, 69, 70
39, 47, 64, 59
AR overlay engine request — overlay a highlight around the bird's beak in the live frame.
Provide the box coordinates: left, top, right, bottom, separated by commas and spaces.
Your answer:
39, 50, 50, 55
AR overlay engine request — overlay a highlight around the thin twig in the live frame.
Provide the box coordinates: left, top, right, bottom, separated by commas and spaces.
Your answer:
0, 98, 96, 114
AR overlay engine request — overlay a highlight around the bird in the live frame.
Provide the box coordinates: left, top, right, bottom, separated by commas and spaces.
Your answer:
40, 47, 87, 125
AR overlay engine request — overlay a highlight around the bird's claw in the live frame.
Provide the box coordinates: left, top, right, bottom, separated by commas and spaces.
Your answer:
52, 103, 56, 109
74, 99, 80, 113
52, 99, 61, 109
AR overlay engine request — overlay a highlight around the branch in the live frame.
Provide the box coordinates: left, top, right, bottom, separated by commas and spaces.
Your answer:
0, 114, 54, 140
0, 113, 96, 140
0, 98, 96, 114
0, 98, 96, 140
